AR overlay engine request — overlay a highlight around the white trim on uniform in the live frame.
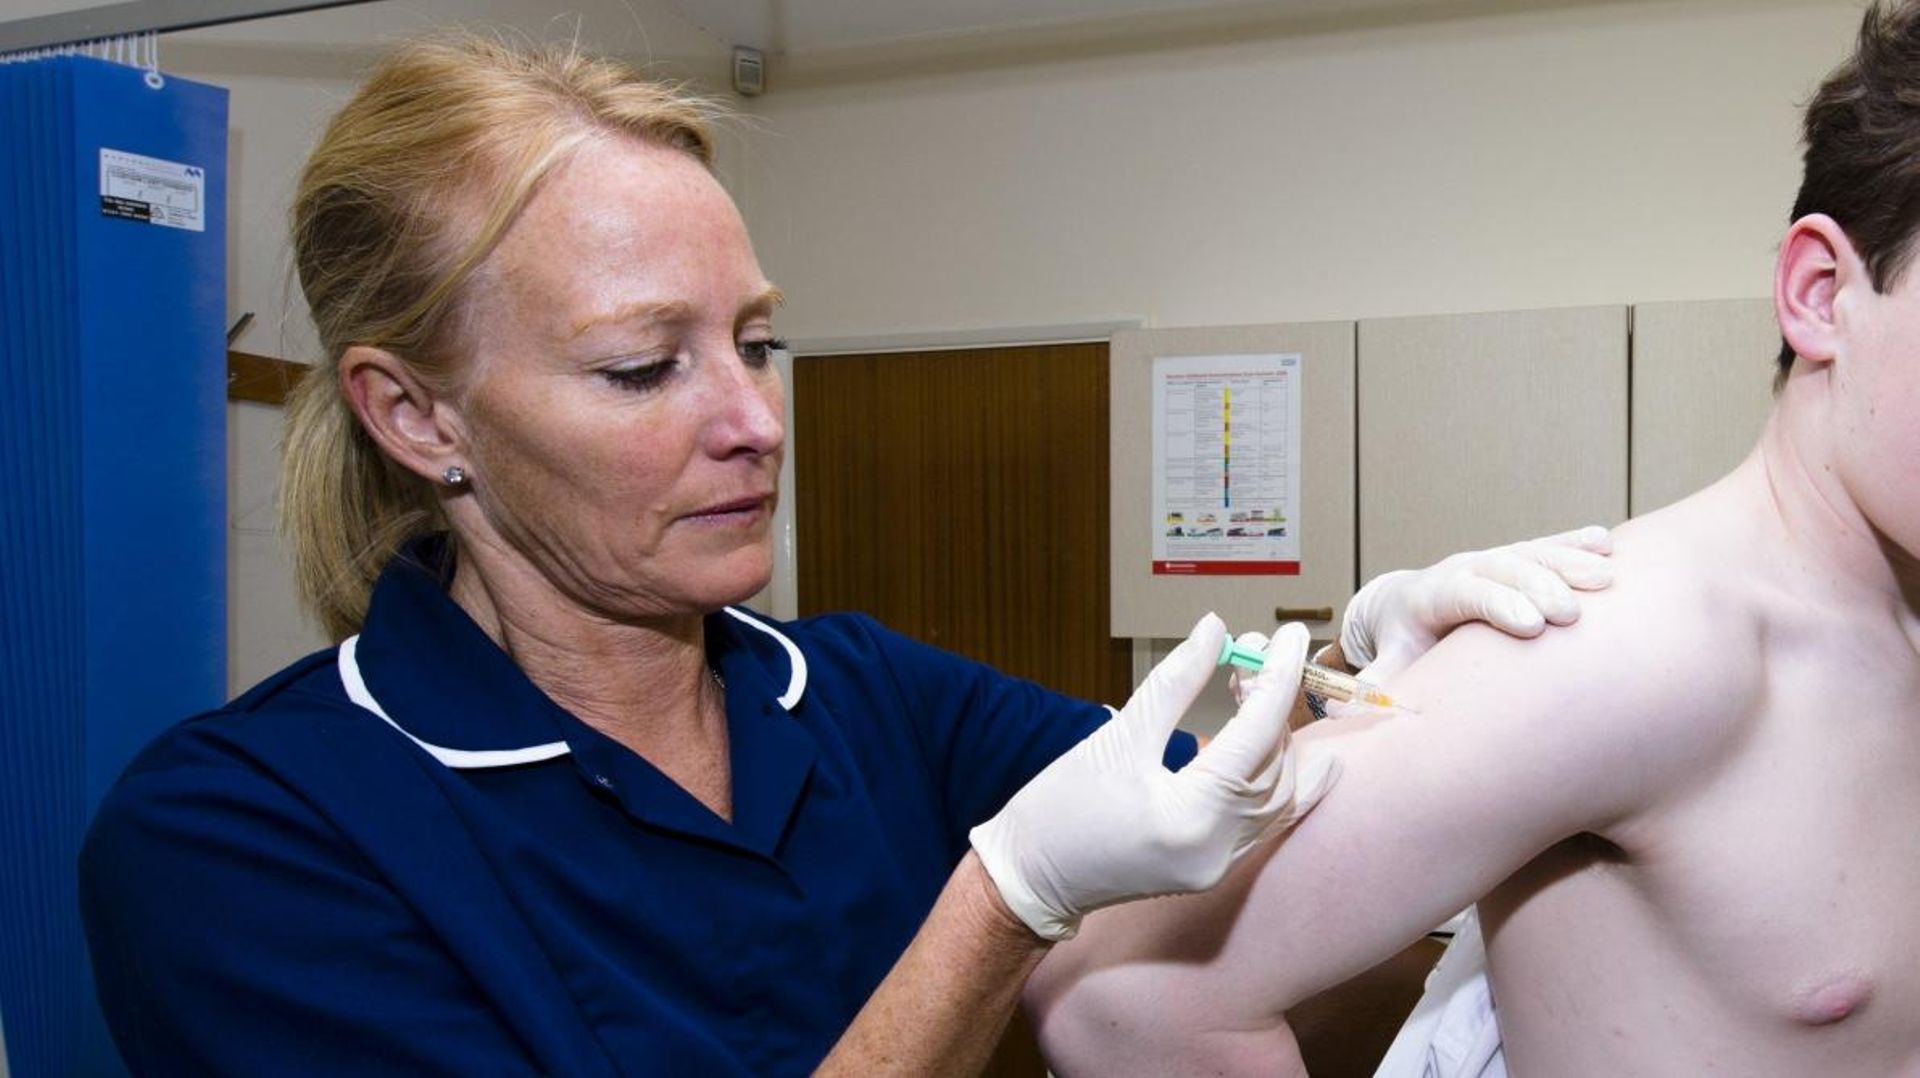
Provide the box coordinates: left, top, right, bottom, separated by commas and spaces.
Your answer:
337, 635, 572, 770
337, 609, 807, 768
722, 606, 808, 711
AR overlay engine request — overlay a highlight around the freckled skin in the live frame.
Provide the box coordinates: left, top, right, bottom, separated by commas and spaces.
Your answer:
444, 137, 786, 628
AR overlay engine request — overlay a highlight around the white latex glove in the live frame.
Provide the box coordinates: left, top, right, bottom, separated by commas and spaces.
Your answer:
1341, 525, 1614, 682
969, 614, 1339, 942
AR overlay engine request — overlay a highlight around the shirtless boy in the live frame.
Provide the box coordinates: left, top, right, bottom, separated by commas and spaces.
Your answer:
1029, 3, 1920, 1073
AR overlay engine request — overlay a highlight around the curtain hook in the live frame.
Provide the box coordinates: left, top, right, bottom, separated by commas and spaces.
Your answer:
143, 31, 163, 89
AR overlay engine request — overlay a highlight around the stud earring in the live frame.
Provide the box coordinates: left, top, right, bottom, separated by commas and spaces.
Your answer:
442, 465, 468, 487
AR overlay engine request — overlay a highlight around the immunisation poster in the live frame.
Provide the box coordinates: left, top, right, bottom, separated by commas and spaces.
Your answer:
1151, 353, 1302, 575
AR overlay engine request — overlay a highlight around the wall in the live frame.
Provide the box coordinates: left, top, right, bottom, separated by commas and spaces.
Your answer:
735, 0, 1860, 344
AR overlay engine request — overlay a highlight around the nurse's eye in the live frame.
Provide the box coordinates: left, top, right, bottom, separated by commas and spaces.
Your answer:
739, 337, 787, 368
601, 358, 678, 393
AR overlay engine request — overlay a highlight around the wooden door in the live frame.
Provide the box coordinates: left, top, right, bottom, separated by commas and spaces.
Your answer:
794, 341, 1131, 705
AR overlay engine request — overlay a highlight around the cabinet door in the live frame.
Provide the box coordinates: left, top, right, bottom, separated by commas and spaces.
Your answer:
1358, 307, 1628, 579
1110, 322, 1356, 639
1630, 299, 1779, 515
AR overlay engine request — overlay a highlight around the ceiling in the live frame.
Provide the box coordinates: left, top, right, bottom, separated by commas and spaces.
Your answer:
656, 0, 1591, 55
1, 0, 1647, 79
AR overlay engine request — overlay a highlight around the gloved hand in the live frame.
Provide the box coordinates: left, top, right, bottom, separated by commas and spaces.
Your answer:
1340, 525, 1614, 683
969, 614, 1339, 942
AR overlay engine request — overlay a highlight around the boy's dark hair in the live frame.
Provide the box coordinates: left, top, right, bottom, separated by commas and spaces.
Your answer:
1778, 0, 1920, 389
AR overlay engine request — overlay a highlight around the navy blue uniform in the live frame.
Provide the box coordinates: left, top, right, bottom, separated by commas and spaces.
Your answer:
80, 544, 1195, 1075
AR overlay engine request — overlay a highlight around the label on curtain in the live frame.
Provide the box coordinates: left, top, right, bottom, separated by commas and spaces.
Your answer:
99, 147, 206, 232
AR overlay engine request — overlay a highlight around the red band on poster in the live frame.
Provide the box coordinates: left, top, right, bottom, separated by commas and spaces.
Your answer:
1152, 560, 1301, 576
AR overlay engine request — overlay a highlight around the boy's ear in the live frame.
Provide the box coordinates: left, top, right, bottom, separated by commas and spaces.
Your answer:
1775, 213, 1861, 368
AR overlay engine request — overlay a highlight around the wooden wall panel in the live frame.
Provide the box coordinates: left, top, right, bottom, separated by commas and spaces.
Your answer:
226, 349, 306, 405
794, 342, 1131, 706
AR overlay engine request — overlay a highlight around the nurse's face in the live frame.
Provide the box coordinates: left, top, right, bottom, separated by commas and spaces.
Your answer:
445, 135, 785, 621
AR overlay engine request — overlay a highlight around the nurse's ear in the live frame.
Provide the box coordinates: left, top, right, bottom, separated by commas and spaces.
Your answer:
338, 345, 468, 486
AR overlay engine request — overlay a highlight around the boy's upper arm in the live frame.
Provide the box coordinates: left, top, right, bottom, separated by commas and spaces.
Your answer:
1031, 567, 1752, 1070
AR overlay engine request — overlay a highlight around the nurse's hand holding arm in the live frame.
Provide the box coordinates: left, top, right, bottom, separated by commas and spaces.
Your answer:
1332, 525, 1614, 681
1226, 526, 1616, 711
818, 614, 1328, 1075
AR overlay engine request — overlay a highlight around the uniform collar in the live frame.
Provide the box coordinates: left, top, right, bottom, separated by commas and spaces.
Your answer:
574, 605, 818, 854
341, 537, 810, 772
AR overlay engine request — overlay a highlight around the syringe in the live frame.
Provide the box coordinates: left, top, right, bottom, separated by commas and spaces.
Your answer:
1217, 636, 1412, 712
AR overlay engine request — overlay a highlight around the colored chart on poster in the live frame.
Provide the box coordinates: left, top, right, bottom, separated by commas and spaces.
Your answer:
1150, 353, 1302, 575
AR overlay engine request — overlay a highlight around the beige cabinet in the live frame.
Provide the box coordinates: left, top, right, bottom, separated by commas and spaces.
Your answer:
1629, 299, 1779, 515
1357, 307, 1630, 579
1109, 321, 1357, 639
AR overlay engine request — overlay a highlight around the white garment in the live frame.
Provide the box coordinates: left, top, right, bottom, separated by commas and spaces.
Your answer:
1373, 908, 1506, 1078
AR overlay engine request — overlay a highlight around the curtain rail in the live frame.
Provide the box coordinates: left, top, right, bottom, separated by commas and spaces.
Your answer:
0, 0, 382, 55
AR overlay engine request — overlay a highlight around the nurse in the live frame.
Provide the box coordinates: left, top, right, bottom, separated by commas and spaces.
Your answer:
78, 35, 1611, 1076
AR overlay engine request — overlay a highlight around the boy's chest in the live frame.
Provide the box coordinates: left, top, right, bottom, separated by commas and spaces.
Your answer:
1486, 684, 1920, 1068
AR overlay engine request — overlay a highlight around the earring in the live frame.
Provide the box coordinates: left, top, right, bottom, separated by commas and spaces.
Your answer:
442, 465, 468, 487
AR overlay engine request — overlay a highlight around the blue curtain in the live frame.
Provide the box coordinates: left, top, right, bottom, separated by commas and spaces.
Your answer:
0, 55, 227, 1076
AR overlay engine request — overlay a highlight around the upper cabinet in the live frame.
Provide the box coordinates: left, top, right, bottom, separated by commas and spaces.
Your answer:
1357, 306, 1629, 579
1110, 321, 1357, 639
1629, 299, 1779, 516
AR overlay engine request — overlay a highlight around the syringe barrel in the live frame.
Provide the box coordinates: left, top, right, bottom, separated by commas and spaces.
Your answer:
1299, 661, 1359, 703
